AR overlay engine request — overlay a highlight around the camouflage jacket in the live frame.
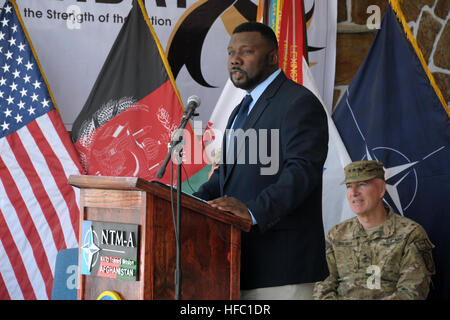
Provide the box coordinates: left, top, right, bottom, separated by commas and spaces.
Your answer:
313, 208, 435, 300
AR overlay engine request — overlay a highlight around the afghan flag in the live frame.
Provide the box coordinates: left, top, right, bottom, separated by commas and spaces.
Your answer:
71, 0, 204, 185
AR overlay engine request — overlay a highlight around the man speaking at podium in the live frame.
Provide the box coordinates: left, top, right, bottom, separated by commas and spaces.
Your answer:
194, 22, 329, 300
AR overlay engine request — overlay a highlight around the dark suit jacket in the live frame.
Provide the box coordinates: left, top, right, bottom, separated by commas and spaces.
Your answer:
194, 71, 329, 290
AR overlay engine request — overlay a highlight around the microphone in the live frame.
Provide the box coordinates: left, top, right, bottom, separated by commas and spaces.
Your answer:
182, 95, 201, 120
156, 95, 201, 179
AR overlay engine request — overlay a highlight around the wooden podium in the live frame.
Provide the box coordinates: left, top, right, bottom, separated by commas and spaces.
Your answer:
68, 175, 251, 300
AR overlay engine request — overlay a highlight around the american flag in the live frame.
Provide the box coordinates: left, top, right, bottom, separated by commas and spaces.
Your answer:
0, 1, 82, 299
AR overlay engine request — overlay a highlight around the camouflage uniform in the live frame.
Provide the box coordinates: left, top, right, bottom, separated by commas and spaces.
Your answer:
313, 207, 435, 300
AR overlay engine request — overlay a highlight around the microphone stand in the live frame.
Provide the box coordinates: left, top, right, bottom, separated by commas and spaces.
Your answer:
156, 104, 198, 300
175, 147, 182, 300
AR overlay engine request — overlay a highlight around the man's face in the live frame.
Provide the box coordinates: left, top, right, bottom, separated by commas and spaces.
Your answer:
346, 179, 386, 216
227, 31, 277, 92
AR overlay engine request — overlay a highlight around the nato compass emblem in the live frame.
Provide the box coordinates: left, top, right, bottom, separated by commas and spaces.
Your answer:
362, 145, 445, 216
345, 91, 446, 216
81, 221, 100, 275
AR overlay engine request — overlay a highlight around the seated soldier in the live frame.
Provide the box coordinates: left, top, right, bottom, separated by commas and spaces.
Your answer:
313, 160, 435, 300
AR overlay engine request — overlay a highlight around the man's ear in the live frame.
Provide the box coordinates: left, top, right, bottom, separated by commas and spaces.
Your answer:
270, 49, 279, 67
378, 179, 386, 199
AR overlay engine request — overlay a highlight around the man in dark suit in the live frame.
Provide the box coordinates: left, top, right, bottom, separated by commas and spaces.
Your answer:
194, 22, 329, 299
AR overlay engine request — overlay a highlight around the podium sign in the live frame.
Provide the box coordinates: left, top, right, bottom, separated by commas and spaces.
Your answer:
80, 221, 139, 281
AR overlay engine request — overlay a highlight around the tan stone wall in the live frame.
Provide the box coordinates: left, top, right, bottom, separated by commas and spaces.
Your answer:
333, 0, 449, 110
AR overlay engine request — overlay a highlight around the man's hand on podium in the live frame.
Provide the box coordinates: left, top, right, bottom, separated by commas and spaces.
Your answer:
208, 196, 252, 222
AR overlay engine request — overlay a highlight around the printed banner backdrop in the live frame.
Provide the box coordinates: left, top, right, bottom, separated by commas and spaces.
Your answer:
304, 0, 336, 112
0, 0, 335, 130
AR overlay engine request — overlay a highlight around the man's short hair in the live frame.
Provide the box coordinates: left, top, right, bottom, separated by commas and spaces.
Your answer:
232, 21, 278, 50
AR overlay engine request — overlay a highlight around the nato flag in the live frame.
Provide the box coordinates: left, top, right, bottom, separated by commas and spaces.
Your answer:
333, 5, 450, 300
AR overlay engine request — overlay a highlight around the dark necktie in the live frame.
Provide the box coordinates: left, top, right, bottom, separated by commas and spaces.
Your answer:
232, 94, 253, 131
225, 94, 253, 174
